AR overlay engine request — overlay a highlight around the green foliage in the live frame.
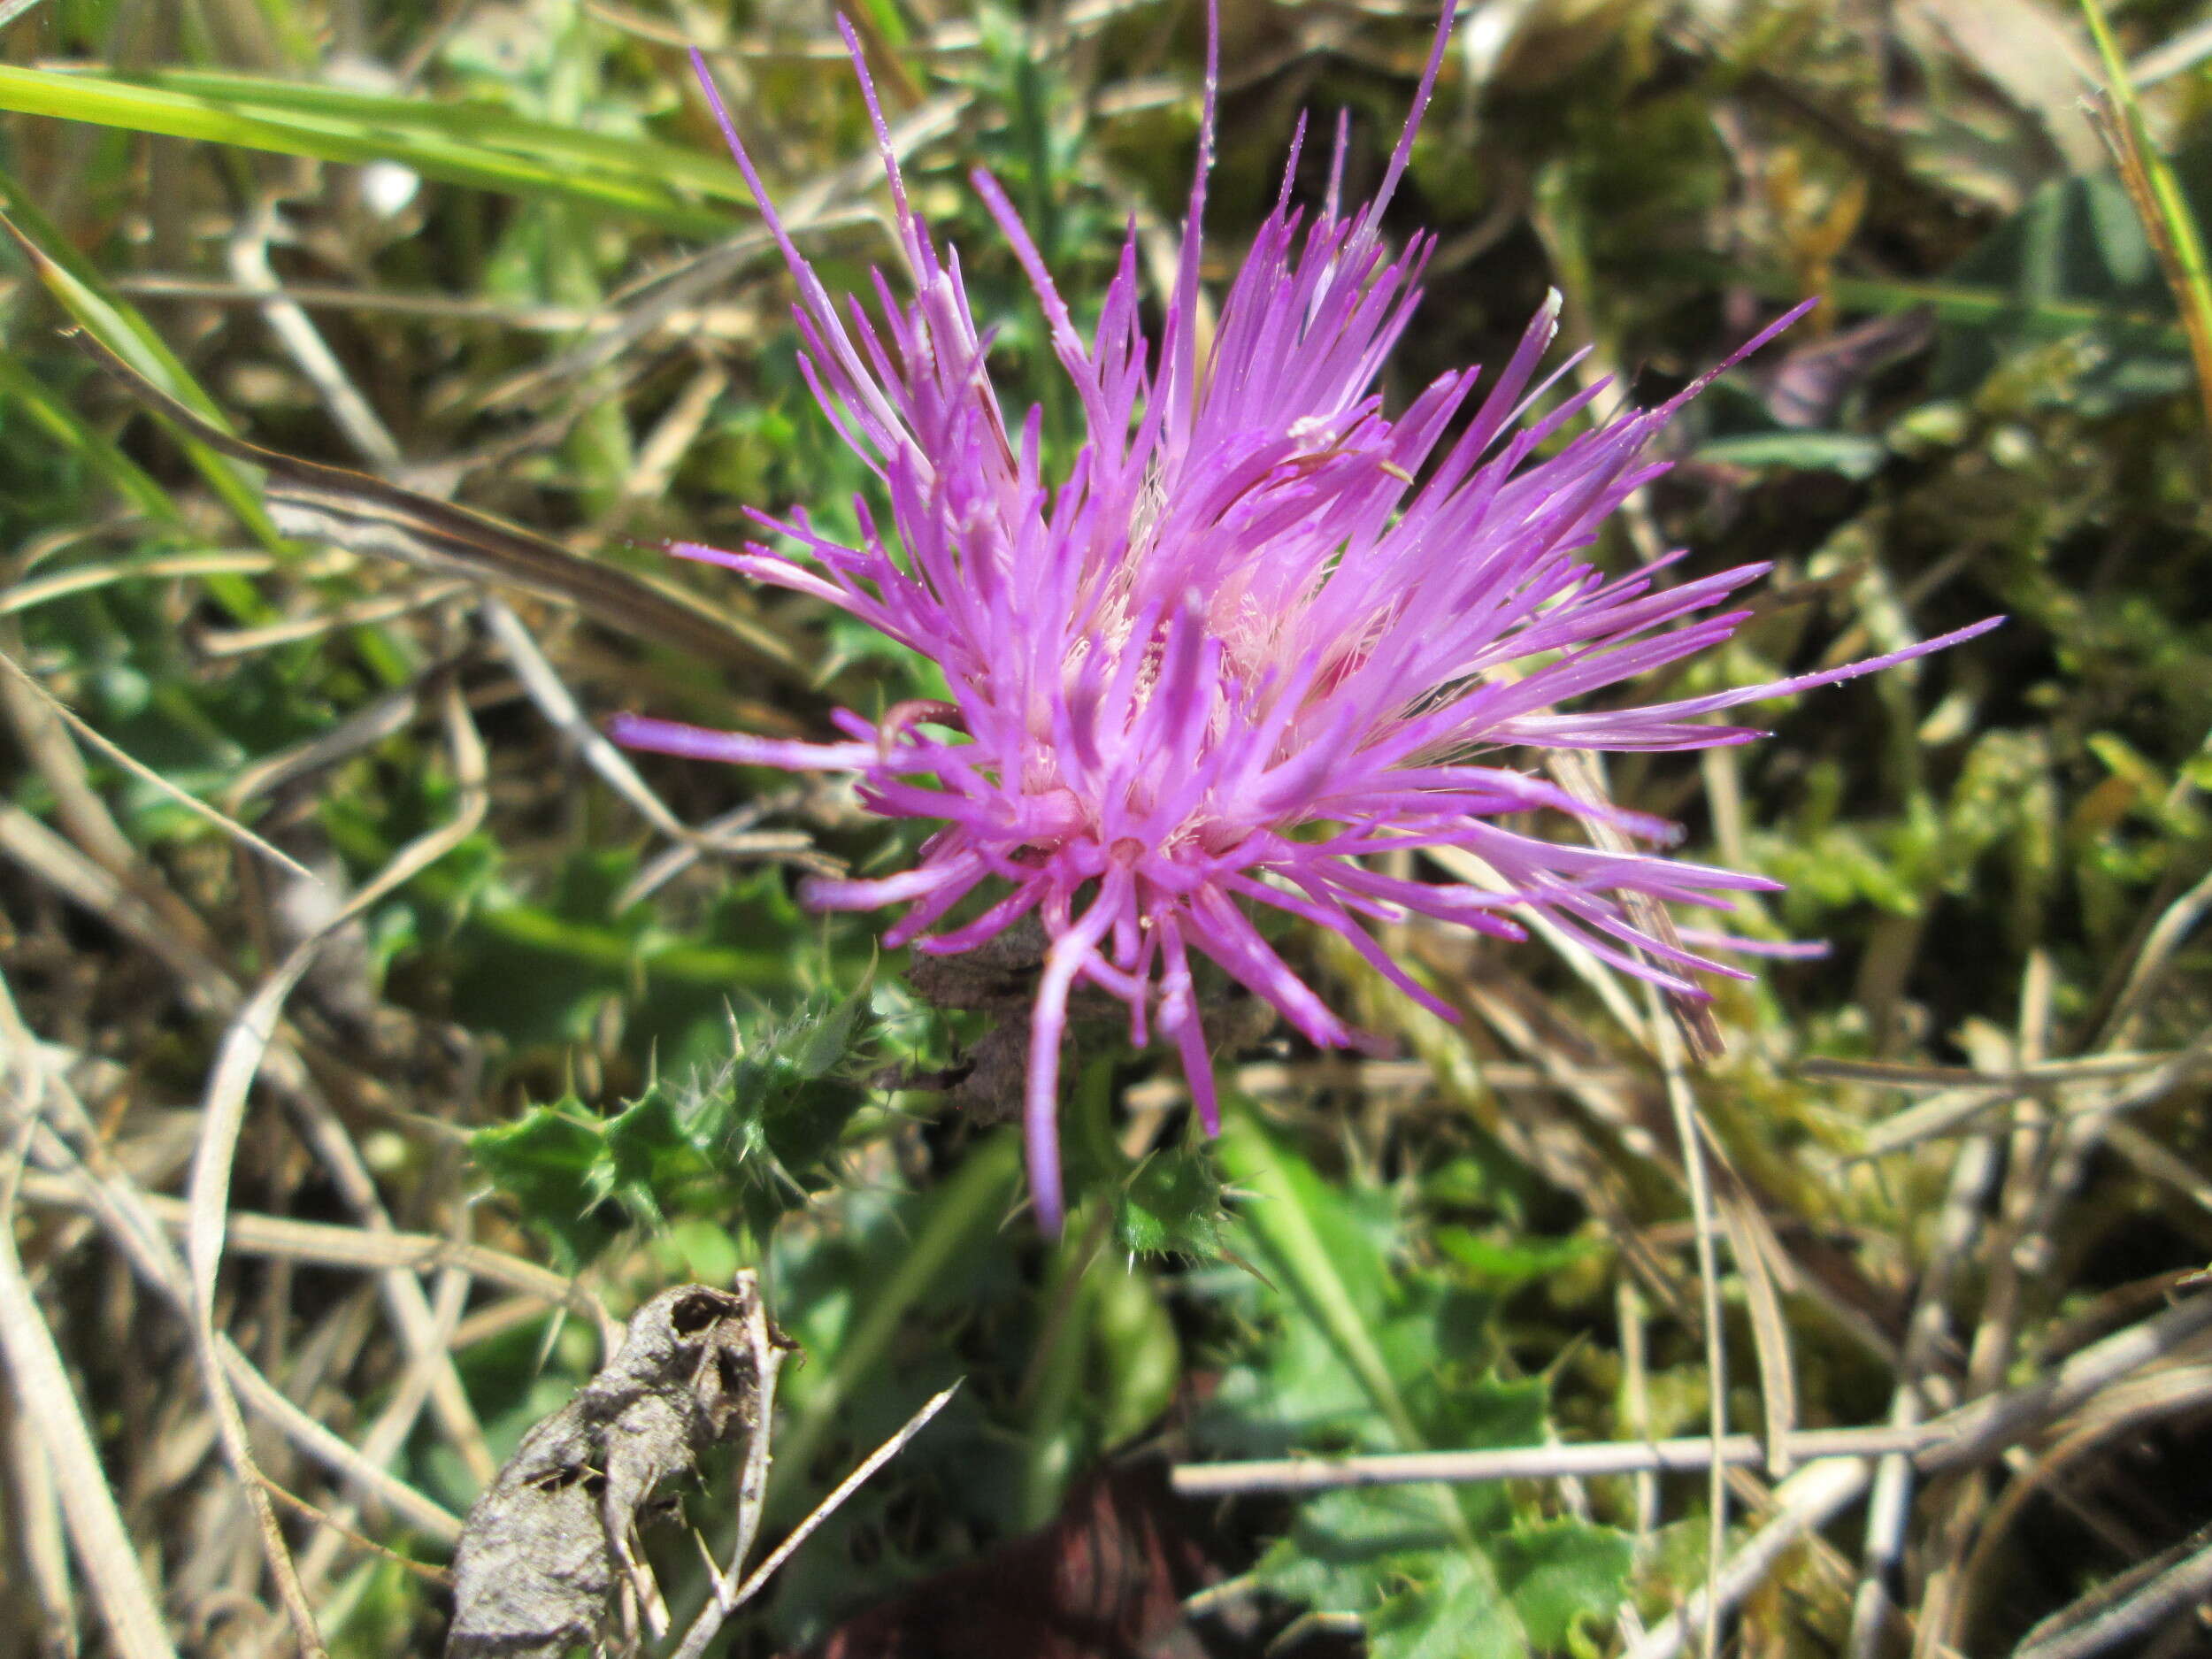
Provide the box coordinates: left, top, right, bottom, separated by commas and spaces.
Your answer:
1492, 1522, 1639, 1650
1433, 1227, 1599, 1292
470, 988, 879, 1263
1693, 429, 1890, 479
0, 64, 747, 234
1204, 1115, 1633, 1654
1926, 165, 2194, 412
1114, 1142, 1234, 1261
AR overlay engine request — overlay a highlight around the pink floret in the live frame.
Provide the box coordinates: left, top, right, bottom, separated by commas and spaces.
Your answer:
613, 8, 2000, 1230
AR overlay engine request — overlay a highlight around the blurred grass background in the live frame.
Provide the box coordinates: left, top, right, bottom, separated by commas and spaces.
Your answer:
2, 0, 2210, 1655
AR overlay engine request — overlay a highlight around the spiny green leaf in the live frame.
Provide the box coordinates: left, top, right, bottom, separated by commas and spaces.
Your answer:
1114, 1144, 1232, 1261
1493, 1521, 1635, 1648
467, 1102, 616, 1269
468, 990, 882, 1260
1367, 1550, 1526, 1659
1249, 1486, 1460, 1613
1255, 1502, 1530, 1659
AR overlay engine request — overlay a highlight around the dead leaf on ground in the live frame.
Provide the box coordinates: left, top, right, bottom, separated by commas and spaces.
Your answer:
445, 1280, 794, 1659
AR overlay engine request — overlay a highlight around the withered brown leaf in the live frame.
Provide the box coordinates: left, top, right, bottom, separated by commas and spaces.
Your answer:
445, 1282, 795, 1659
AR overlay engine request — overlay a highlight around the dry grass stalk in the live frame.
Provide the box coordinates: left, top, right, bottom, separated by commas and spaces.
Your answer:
0, 988, 180, 1659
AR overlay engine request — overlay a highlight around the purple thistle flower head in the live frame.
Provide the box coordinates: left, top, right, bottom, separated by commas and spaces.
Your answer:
615, 8, 2000, 1232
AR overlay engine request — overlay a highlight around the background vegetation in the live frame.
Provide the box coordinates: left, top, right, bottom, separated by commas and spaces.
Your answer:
2, 0, 2210, 1655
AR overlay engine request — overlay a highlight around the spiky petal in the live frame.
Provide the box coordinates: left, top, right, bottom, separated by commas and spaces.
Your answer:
616, 9, 2000, 1230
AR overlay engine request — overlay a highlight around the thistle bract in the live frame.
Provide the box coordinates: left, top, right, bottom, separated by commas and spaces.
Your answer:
614, 12, 1998, 1230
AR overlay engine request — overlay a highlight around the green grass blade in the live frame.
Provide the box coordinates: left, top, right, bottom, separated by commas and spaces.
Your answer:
0, 65, 740, 236
118, 70, 756, 205
1726, 263, 2186, 344
2079, 0, 2212, 446
0, 180, 285, 588
1216, 1111, 1485, 1555
1215, 1112, 1425, 1450
0, 352, 186, 526
773, 1131, 1023, 1492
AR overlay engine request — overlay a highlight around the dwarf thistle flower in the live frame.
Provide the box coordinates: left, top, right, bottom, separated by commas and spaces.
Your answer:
614, 12, 1998, 1231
